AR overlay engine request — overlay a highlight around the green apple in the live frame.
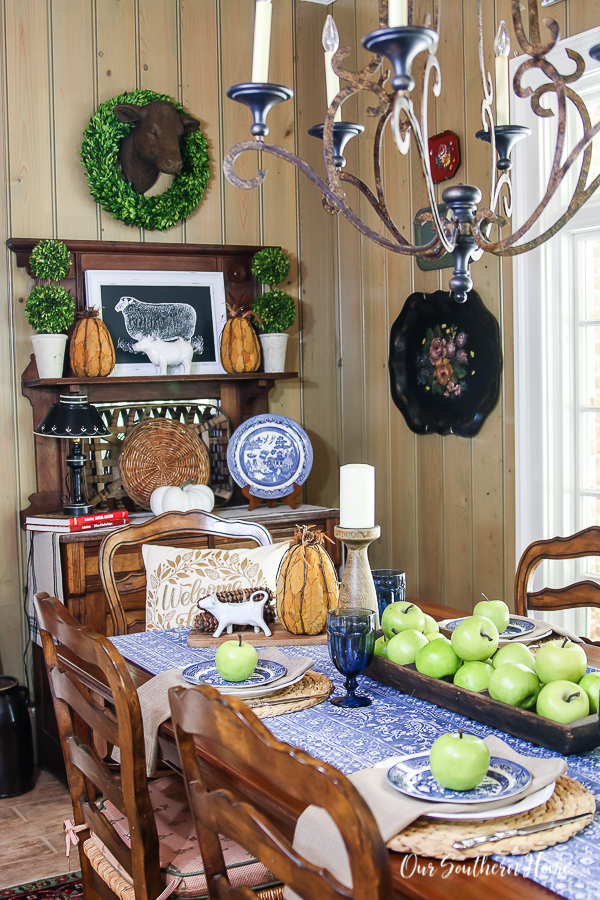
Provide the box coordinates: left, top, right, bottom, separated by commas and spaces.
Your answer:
381, 601, 425, 640
536, 680, 590, 723
427, 633, 447, 642
429, 730, 490, 791
451, 616, 499, 662
215, 635, 258, 682
387, 629, 428, 665
453, 661, 493, 692
492, 642, 536, 671
422, 613, 439, 635
488, 662, 540, 709
374, 635, 389, 659
534, 638, 588, 685
415, 639, 462, 679
473, 599, 510, 634
578, 672, 600, 714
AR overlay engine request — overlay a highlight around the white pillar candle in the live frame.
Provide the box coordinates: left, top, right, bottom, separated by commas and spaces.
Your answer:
388, 0, 408, 28
251, 0, 273, 84
322, 15, 342, 123
494, 20, 510, 127
339, 464, 375, 528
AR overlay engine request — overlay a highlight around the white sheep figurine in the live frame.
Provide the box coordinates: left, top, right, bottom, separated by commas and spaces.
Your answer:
132, 335, 194, 375
198, 590, 272, 638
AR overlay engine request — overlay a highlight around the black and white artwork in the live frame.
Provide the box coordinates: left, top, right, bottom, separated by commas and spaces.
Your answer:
84, 270, 228, 375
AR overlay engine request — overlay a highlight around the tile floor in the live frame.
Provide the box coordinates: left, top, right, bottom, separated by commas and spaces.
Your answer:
0, 769, 76, 889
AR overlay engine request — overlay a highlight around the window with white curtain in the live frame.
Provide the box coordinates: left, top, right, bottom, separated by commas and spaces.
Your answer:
513, 24, 600, 637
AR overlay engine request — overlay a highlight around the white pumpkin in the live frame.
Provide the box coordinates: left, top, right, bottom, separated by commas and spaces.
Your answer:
150, 483, 215, 515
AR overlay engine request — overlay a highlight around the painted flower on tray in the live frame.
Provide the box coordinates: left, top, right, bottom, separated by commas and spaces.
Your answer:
416, 324, 472, 400
429, 336, 446, 363
433, 359, 453, 385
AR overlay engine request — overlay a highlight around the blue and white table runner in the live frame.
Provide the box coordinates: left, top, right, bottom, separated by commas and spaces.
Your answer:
111, 630, 600, 900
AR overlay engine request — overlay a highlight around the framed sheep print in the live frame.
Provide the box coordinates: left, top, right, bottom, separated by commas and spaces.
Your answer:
84, 269, 228, 376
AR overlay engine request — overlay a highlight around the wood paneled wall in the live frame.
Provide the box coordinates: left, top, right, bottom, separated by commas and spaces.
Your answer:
0, 0, 596, 681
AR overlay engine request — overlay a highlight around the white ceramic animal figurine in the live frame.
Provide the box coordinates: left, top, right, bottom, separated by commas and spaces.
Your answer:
198, 590, 272, 638
131, 335, 194, 375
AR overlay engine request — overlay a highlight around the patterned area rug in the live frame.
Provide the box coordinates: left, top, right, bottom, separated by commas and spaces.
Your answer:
0, 873, 82, 899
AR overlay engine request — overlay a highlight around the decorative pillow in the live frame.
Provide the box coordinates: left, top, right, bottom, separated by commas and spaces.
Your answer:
143, 541, 290, 630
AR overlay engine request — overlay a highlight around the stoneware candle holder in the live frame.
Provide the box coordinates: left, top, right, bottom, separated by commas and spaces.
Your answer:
335, 524, 381, 627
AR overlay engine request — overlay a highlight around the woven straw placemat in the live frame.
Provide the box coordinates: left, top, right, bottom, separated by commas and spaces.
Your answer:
387, 775, 595, 859
244, 670, 334, 718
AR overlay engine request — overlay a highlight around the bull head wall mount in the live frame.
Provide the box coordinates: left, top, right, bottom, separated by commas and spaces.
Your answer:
114, 100, 200, 194
80, 89, 210, 230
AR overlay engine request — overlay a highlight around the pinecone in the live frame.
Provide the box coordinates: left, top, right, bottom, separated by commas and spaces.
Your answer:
193, 610, 218, 633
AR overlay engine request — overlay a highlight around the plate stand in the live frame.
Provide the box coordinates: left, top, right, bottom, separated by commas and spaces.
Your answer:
242, 482, 302, 511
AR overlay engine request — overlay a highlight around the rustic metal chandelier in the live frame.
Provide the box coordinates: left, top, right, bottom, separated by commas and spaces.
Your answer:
223, 0, 600, 302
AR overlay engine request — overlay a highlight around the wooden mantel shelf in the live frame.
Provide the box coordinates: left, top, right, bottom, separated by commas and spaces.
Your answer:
23, 372, 297, 388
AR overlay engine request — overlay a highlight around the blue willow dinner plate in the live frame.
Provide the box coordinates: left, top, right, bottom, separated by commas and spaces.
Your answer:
227, 414, 313, 500
181, 659, 286, 690
387, 754, 532, 804
442, 615, 537, 638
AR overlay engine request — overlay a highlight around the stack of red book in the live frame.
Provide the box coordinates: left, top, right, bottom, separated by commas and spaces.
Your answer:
25, 509, 129, 533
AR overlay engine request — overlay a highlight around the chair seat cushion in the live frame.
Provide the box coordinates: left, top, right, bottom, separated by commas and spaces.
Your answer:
93, 774, 278, 897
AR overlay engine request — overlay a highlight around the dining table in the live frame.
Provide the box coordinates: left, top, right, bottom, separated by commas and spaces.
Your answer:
67, 599, 600, 900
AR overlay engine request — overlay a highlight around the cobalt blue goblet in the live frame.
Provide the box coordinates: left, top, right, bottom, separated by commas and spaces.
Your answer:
371, 569, 406, 622
327, 607, 376, 708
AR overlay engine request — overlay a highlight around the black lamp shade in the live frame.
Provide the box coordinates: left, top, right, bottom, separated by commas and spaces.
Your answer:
34, 393, 110, 439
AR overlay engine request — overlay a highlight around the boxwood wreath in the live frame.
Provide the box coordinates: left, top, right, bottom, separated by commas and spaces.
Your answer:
80, 89, 210, 230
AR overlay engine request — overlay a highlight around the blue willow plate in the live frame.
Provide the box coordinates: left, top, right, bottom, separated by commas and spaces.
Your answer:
227, 414, 313, 500
442, 615, 537, 638
387, 753, 532, 804
181, 659, 286, 690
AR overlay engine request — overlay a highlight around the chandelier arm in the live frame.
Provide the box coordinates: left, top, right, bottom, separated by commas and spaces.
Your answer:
373, 107, 393, 211
475, 171, 600, 258
338, 170, 445, 257
510, 0, 560, 59
471, 100, 599, 254
476, 0, 499, 213
392, 94, 455, 255
223, 138, 446, 257
338, 170, 410, 248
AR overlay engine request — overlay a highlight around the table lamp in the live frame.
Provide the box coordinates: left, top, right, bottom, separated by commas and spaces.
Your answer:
33, 392, 110, 516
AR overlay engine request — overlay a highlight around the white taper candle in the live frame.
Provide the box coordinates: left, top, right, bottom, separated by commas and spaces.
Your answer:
251, 0, 273, 84
388, 0, 408, 28
494, 20, 510, 127
323, 15, 342, 123
339, 464, 375, 528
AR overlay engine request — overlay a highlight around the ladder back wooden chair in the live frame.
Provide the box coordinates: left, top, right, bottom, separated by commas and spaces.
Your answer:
99, 510, 273, 635
34, 593, 282, 900
515, 526, 600, 628
169, 683, 392, 900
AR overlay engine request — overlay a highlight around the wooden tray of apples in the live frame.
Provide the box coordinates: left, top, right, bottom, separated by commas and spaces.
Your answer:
364, 599, 600, 756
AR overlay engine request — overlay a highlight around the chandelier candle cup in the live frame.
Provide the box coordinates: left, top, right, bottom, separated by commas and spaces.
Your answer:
323, 16, 342, 123
251, 0, 273, 84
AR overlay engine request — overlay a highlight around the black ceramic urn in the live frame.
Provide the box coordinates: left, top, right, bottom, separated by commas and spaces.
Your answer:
0, 676, 35, 797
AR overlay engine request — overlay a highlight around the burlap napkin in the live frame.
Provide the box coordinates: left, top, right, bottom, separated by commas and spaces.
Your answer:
113, 649, 312, 776
283, 736, 567, 898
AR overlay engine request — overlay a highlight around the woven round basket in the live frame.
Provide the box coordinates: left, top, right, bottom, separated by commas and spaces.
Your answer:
119, 418, 210, 509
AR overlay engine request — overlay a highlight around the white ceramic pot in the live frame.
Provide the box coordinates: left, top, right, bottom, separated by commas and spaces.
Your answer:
30, 333, 67, 379
259, 333, 289, 373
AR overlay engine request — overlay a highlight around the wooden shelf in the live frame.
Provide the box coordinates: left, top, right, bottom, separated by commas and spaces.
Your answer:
23, 372, 297, 388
